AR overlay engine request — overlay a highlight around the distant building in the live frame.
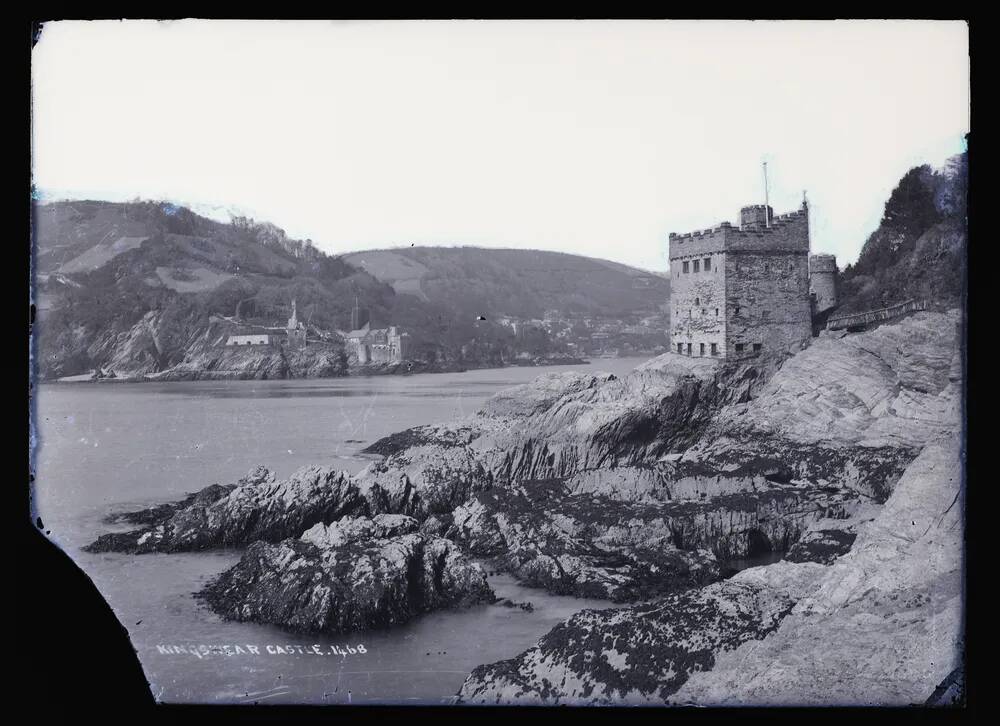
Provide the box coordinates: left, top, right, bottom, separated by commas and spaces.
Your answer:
226, 334, 273, 346
345, 323, 411, 364
285, 298, 307, 350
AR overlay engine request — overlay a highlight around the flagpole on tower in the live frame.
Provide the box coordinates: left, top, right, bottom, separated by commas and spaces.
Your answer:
763, 160, 770, 228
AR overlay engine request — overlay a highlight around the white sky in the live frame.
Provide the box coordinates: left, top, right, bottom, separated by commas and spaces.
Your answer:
31, 19, 969, 272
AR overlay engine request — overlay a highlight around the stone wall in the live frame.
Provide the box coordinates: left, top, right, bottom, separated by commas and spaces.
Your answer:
725, 249, 811, 355
670, 247, 727, 358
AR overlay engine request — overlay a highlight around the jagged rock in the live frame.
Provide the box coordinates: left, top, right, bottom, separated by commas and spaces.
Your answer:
357, 443, 495, 517
681, 311, 962, 501
199, 517, 494, 634
102, 466, 274, 526
84, 465, 365, 553
449, 477, 854, 601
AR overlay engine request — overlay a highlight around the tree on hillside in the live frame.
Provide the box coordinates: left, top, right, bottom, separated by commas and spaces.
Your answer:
880, 165, 940, 236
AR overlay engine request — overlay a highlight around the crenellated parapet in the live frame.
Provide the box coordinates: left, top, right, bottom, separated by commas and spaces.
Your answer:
669, 204, 809, 261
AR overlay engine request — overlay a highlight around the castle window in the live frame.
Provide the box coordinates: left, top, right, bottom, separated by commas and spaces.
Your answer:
693, 260, 700, 273
695, 297, 700, 306
704, 257, 711, 271
753, 343, 763, 352
700, 343, 705, 356
682, 261, 689, 273
702, 309, 706, 315
686, 343, 692, 355
734, 305, 741, 316
735, 343, 745, 353
711, 343, 719, 356
677, 343, 683, 354
764, 263, 770, 272
715, 308, 719, 316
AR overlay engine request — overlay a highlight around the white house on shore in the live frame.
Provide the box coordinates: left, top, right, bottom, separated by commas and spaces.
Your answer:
225, 334, 273, 346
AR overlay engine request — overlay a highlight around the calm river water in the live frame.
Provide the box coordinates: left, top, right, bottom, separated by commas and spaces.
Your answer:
32, 358, 651, 705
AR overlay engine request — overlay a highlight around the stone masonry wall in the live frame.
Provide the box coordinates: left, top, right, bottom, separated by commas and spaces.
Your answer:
670, 228, 727, 358
724, 210, 811, 356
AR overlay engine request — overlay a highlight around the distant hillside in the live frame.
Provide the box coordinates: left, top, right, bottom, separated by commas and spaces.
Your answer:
837, 150, 967, 315
343, 247, 669, 320
32, 200, 668, 380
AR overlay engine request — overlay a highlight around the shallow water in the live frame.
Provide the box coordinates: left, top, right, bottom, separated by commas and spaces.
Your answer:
31, 359, 650, 704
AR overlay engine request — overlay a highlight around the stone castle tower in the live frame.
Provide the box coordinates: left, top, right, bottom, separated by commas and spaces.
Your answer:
808, 253, 839, 315
668, 201, 813, 359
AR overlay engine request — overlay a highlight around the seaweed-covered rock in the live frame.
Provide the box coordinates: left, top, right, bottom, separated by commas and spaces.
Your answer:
783, 528, 858, 565
199, 517, 495, 634
456, 562, 825, 705
449, 478, 855, 601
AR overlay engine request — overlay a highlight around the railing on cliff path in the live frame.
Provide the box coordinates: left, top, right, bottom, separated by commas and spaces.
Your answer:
825, 299, 928, 332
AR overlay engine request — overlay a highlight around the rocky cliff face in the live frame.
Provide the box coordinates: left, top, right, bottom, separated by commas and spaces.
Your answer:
457, 435, 962, 705
672, 434, 964, 706
454, 309, 963, 705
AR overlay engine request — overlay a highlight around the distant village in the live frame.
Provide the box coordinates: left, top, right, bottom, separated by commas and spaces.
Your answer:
218, 290, 671, 367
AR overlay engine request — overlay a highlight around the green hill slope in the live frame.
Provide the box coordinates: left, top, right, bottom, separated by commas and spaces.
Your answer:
32, 200, 669, 379
344, 246, 669, 320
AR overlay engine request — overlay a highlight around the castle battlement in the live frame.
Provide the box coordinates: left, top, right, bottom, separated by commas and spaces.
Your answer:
669, 203, 809, 260
809, 253, 838, 272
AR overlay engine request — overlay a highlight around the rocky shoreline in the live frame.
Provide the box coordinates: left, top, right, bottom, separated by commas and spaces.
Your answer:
83, 310, 963, 704
51, 354, 594, 383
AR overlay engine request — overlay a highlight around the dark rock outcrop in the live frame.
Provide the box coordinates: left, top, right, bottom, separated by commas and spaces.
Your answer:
450, 476, 856, 601
85, 466, 366, 553
784, 528, 858, 565
198, 515, 495, 634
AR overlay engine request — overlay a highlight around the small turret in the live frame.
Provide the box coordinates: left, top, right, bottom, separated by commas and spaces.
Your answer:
740, 204, 773, 230
809, 254, 838, 315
